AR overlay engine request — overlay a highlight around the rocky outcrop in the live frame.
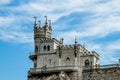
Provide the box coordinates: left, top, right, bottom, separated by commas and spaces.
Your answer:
28, 71, 71, 80
83, 68, 120, 80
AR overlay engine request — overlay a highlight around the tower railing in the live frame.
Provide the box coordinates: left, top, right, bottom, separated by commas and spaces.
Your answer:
100, 64, 120, 69
83, 64, 120, 70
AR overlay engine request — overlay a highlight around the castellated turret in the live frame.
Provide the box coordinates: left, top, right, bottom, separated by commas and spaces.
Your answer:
34, 16, 52, 40
33, 16, 54, 54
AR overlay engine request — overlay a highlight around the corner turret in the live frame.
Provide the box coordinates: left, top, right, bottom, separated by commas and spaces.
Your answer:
34, 16, 52, 40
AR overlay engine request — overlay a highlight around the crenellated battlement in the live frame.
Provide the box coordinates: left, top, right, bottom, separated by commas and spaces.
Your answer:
62, 45, 75, 49
81, 51, 99, 60
34, 25, 52, 32
58, 44, 89, 51
39, 38, 60, 44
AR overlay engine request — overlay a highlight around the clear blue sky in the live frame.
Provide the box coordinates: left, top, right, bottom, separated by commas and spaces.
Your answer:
0, 0, 120, 80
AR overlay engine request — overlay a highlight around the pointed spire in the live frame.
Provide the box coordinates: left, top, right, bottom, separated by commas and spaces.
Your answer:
74, 36, 77, 58
34, 17, 37, 26
48, 20, 51, 26
45, 16, 48, 25
60, 38, 64, 45
75, 36, 77, 44
38, 20, 41, 27
48, 20, 52, 30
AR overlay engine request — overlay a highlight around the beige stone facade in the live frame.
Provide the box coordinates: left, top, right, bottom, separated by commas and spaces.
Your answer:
27, 17, 120, 80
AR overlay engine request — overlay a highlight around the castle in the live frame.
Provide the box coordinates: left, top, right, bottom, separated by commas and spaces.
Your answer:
28, 16, 120, 80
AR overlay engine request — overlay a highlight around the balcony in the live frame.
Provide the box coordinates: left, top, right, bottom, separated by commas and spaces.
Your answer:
29, 54, 37, 60
29, 65, 78, 74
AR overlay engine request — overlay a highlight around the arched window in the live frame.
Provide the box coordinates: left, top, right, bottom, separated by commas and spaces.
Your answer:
66, 57, 70, 66
47, 45, 50, 51
85, 59, 89, 66
43, 45, 46, 51
66, 57, 70, 61
35, 45, 38, 53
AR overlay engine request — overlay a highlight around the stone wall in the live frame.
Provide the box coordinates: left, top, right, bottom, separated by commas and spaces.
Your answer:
37, 53, 58, 68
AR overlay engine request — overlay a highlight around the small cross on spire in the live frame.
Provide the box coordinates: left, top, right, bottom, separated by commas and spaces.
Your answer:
75, 36, 77, 44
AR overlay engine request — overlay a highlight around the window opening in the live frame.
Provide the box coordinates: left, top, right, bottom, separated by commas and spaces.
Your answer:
47, 45, 50, 51
66, 57, 70, 66
43, 45, 46, 51
35, 45, 38, 53
85, 59, 89, 66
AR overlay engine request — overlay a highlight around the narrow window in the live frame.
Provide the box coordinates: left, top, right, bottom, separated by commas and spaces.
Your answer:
47, 45, 50, 51
66, 57, 70, 66
43, 45, 46, 51
85, 59, 89, 66
35, 45, 38, 53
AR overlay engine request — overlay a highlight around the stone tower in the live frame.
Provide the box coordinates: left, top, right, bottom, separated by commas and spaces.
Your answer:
28, 16, 99, 80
